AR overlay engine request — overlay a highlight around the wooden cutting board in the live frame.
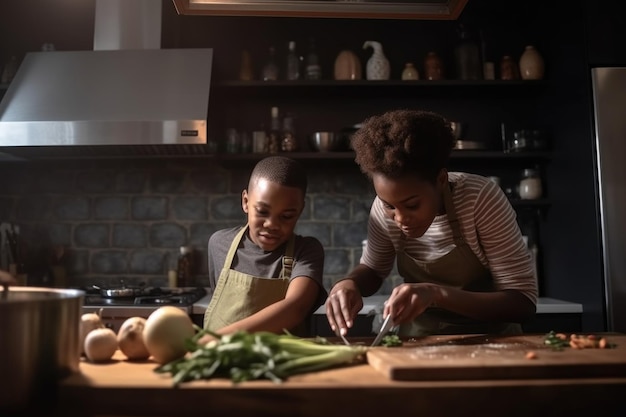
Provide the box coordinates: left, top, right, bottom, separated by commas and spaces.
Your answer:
367, 333, 626, 381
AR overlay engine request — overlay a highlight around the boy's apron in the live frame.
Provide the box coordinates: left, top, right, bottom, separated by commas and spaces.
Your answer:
204, 225, 297, 332
396, 183, 521, 337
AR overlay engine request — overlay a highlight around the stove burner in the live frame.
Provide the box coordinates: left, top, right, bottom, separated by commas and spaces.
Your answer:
134, 295, 190, 305
82, 286, 207, 307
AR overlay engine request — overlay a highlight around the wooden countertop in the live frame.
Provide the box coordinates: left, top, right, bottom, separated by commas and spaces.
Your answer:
52, 334, 626, 417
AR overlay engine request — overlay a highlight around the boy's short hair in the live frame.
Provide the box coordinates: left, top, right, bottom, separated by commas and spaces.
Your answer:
248, 156, 308, 194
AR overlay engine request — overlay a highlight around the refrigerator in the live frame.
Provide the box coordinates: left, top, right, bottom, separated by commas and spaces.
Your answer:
591, 67, 626, 333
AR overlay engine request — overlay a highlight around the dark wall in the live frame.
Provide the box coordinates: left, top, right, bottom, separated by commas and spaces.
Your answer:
0, 0, 614, 331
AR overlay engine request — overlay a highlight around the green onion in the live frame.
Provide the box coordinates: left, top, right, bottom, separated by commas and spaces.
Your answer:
154, 327, 368, 386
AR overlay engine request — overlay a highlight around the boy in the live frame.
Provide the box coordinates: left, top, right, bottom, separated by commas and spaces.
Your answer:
204, 156, 326, 336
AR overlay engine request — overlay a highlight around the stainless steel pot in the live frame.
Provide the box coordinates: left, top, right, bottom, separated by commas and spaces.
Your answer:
0, 285, 84, 412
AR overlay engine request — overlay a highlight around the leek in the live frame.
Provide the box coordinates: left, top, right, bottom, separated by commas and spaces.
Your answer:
154, 326, 368, 386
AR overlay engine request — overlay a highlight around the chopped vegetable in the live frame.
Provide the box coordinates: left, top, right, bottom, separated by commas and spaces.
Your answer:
525, 351, 538, 360
154, 327, 368, 386
543, 331, 570, 350
543, 330, 615, 350
381, 334, 403, 347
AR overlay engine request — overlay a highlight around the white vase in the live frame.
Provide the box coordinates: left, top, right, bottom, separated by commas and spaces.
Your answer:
363, 41, 390, 80
519, 45, 545, 80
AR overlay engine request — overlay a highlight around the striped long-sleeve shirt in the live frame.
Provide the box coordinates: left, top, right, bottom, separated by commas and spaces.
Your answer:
361, 172, 538, 304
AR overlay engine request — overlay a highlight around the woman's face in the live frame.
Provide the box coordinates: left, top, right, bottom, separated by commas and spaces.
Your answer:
372, 171, 446, 239
242, 178, 304, 251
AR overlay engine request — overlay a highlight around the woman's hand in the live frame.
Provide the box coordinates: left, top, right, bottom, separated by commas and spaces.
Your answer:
383, 283, 446, 325
325, 280, 363, 336
0, 270, 17, 286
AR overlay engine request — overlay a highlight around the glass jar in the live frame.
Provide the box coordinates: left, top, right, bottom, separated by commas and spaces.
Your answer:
519, 168, 542, 200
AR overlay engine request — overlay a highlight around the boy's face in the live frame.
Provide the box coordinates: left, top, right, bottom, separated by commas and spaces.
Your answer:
242, 178, 305, 251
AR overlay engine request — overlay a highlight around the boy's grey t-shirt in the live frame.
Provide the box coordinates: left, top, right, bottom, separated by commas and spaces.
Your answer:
207, 226, 327, 305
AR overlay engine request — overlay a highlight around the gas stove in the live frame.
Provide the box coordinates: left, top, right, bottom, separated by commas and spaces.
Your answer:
81, 286, 208, 331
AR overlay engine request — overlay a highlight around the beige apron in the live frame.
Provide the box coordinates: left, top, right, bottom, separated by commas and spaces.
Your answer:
396, 183, 521, 337
203, 225, 296, 332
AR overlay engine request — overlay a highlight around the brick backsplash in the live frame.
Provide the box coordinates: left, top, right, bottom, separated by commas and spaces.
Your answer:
0, 158, 397, 294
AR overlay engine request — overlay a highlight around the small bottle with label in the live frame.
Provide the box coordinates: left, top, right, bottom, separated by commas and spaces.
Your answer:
305, 38, 322, 80
281, 113, 298, 152
267, 107, 281, 153
176, 246, 194, 288
262, 46, 279, 81
286, 41, 300, 81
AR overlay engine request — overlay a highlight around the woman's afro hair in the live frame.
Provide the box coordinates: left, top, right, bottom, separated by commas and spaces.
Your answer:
351, 109, 455, 183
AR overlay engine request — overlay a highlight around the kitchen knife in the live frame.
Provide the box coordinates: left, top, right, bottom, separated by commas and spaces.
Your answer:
370, 314, 394, 347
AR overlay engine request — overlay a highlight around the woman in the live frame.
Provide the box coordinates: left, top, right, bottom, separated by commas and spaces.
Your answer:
325, 109, 537, 337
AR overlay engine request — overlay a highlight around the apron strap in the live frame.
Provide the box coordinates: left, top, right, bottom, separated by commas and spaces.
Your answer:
443, 182, 465, 247
280, 234, 296, 279
222, 225, 249, 269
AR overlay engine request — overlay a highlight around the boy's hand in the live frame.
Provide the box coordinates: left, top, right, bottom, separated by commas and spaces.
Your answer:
197, 333, 218, 346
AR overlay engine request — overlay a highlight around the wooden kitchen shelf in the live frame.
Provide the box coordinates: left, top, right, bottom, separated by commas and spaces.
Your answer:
213, 79, 547, 99
217, 80, 546, 88
217, 152, 355, 161
217, 150, 551, 161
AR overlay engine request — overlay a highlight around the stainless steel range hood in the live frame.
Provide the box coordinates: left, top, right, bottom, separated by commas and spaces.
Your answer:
0, 48, 213, 159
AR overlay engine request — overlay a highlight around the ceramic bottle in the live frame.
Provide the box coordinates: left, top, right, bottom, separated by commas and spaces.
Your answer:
401, 63, 419, 80
519, 45, 545, 80
334, 50, 362, 80
424, 52, 444, 80
500, 55, 520, 80
363, 41, 390, 81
